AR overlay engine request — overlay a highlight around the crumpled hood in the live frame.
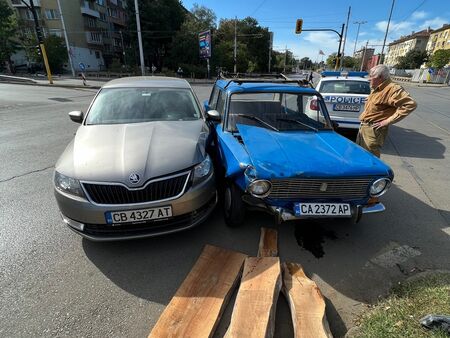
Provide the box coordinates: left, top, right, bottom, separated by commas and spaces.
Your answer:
56, 120, 208, 187
236, 124, 391, 179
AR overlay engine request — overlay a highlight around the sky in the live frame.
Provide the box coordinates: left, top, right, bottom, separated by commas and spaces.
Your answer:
181, 0, 450, 61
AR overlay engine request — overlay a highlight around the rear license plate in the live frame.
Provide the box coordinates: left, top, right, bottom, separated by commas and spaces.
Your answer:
105, 206, 172, 224
333, 104, 360, 112
294, 203, 351, 217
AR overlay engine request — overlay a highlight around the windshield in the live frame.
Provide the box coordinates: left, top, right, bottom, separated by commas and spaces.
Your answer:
226, 92, 331, 132
85, 88, 201, 125
319, 80, 370, 95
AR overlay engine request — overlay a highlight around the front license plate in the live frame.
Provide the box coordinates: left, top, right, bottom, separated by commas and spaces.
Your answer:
294, 203, 351, 217
105, 206, 172, 224
333, 104, 360, 112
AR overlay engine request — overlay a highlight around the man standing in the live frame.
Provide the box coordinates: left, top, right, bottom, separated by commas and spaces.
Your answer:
357, 64, 417, 157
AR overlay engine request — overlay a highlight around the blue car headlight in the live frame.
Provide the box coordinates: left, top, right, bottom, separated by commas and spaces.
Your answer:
193, 154, 212, 180
54, 171, 85, 198
248, 179, 272, 198
369, 178, 391, 197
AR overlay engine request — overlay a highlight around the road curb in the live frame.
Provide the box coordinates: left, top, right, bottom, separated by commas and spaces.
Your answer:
0, 80, 101, 90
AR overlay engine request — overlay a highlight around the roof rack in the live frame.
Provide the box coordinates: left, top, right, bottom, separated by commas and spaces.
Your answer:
218, 72, 313, 89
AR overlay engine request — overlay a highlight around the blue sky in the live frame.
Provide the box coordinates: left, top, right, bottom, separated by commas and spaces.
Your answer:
181, 0, 450, 60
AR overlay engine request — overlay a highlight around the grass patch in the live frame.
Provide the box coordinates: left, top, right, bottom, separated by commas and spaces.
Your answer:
356, 272, 450, 338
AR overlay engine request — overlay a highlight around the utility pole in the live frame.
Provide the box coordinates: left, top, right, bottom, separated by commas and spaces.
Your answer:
56, 0, 74, 77
340, 6, 351, 68
119, 30, 126, 67
134, 0, 145, 75
380, 0, 395, 65
353, 21, 367, 56
360, 40, 369, 71
22, 0, 52, 84
335, 23, 345, 70
234, 16, 237, 73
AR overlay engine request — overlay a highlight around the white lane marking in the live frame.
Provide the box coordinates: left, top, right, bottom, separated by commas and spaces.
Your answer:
370, 245, 421, 268
442, 227, 450, 236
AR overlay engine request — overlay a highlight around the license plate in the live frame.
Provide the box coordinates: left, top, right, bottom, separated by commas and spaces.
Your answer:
294, 203, 351, 217
333, 104, 360, 112
105, 206, 172, 224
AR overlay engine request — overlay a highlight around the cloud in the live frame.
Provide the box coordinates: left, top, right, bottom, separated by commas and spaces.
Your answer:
419, 17, 447, 30
411, 11, 428, 20
303, 31, 340, 49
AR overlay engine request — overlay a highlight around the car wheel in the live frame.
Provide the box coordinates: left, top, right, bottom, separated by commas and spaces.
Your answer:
223, 182, 246, 227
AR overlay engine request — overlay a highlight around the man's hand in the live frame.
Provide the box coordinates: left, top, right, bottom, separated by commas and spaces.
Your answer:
373, 119, 389, 130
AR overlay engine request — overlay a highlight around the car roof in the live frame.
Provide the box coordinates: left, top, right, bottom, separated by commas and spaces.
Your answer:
214, 79, 318, 94
102, 76, 192, 89
319, 76, 369, 82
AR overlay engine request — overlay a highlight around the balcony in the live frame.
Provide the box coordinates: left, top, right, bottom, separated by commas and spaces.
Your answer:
86, 31, 103, 45
81, 5, 100, 18
11, 0, 41, 7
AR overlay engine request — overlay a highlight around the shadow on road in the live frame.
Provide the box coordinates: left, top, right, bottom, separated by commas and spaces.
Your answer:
82, 184, 449, 337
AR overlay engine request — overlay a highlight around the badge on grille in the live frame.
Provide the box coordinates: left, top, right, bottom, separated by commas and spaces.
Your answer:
320, 182, 328, 192
129, 173, 140, 184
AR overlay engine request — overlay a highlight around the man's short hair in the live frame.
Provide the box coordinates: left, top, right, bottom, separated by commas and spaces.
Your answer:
370, 64, 390, 80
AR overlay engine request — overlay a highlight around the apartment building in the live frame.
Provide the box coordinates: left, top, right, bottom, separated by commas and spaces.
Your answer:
384, 29, 431, 67
426, 24, 450, 55
9, 0, 127, 72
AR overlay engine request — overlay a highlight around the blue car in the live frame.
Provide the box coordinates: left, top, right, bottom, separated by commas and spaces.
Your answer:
204, 75, 394, 227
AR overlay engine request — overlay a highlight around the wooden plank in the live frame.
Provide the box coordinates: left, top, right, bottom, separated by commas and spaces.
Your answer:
148, 245, 247, 338
224, 257, 282, 338
257, 227, 278, 257
282, 262, 333, 338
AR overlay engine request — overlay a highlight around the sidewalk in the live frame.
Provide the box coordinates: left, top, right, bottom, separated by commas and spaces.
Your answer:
0, 74, 214, 89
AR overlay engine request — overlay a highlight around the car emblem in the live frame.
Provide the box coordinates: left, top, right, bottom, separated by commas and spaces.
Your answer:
319, 182, 328, 192
129, 173, 140, 184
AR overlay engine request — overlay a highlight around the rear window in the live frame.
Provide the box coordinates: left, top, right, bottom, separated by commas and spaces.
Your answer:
85, 88, 201, 125
319, 80, 370, 95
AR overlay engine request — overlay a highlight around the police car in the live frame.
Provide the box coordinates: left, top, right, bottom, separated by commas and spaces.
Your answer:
315, 71, 370, 130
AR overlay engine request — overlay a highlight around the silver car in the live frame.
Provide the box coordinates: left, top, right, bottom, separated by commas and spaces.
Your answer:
54, 77, 217, 241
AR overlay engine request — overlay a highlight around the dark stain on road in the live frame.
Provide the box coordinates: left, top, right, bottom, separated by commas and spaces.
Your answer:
294, 221, 337, 258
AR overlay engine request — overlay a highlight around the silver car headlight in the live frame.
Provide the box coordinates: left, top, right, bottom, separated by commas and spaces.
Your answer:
248, 179, 272, 198
193, 154, 212, 180
370, 178, 391, 197
54, 171, 85, 197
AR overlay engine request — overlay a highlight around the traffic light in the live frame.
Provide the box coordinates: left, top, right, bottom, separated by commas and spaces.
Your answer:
295, 19, 303, 34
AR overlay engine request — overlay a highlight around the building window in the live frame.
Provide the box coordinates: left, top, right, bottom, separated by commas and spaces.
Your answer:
99, 12, 107, 21
48, 29, 62, 37
108, 8, 118, 18
45, 9, 59, 20
25, 9, 41, 20
95, 51, 101, 59
90, 32, 102, 43
87, 17, 96, 27
96, 0, 105, 6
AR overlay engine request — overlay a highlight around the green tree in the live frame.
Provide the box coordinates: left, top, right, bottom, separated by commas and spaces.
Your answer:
26, 35, 67, 73
299, 57, 312, 69
395, 49, 428, 69
342, 56, 357, 68
429, 49, 450, 69
326, 53, 337, 69
0, 0, 19, 73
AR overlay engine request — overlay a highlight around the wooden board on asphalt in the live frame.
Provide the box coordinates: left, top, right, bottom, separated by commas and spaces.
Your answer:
148, 245, 247, 338
224, 257, 282, 338
282, 262, 333, 338
257, 227, 278, 257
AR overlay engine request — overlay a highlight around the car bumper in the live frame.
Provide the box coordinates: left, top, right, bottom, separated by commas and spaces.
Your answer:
330, 116, 361, 130
55, 172, 217, 241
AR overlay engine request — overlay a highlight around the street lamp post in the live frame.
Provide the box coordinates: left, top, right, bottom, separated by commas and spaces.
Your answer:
353, 20, 367, 56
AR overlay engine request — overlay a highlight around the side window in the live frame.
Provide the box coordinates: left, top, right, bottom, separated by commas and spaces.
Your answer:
208, 86, 220, 109
216, 91, 226, 116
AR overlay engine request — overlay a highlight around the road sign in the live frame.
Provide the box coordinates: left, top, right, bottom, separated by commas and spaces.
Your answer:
79, 62, 86, 71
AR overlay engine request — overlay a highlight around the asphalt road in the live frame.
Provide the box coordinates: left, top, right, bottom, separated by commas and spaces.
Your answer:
0, 82, 449, 338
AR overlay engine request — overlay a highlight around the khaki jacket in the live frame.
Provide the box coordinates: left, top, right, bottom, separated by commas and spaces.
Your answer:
359, 79, 417, 125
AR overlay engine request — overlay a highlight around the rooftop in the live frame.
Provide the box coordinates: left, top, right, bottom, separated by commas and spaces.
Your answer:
388, 29, 432, 46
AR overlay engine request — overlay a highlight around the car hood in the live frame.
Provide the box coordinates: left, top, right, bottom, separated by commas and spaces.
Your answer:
56, 120, 208, 186
236, 124, 391, 179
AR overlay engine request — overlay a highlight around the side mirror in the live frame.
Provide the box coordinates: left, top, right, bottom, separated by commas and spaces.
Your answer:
69, 111, 83, 124
206, 110, 221, 122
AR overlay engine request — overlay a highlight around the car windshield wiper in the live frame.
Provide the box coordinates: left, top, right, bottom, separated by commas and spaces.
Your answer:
236, 113, 279, 132
276, 118, 318, 132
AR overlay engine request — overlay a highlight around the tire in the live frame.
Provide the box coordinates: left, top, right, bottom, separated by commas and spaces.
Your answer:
223, 182, 246, 227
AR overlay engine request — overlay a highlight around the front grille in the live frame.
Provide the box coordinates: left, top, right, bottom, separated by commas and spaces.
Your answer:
82, 173, 189, 205
269, 178, 374, 199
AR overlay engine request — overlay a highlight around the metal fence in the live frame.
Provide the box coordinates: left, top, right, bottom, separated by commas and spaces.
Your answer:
410, 68, 450, 84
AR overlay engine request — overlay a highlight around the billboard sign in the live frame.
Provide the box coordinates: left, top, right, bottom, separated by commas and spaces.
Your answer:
199, 30, 211, 59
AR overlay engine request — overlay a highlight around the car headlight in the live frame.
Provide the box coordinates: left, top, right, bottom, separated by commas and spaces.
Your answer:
54, 171, 85, 197
248, 179, 272, 198
193, 154, 212, 180
369, 178, 391, 197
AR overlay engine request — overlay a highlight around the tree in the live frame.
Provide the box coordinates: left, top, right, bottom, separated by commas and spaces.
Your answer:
429, 49, 450, 69
299, 57, 312, 69
326, 53, 337, 69
0, 0, 19, 73
342, 56, 356, 68
26, 35, 67, 73
395, 49, 428, 69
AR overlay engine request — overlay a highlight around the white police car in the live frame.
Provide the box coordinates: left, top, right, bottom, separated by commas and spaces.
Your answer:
316, 71, 370, 130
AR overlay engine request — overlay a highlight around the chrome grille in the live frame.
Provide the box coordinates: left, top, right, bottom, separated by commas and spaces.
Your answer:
269, 178, 374, 199
82, 173, 189, 205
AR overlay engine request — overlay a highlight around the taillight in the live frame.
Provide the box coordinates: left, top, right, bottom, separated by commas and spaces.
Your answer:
310, 99, 318, 110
